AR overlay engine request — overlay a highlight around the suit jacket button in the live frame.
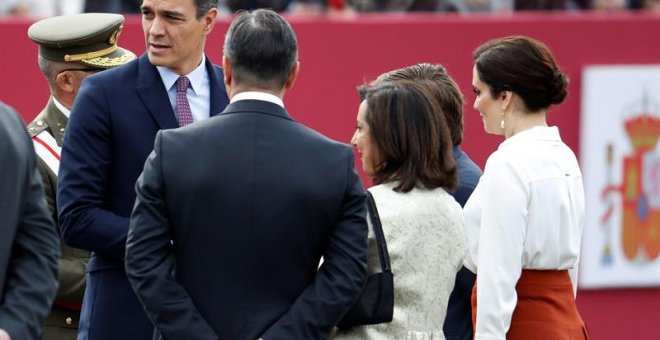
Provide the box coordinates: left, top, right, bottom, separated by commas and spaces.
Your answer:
65, 317, 73, 325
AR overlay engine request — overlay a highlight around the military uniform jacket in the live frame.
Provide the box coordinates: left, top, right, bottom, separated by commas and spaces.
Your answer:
28, 98, 88, 339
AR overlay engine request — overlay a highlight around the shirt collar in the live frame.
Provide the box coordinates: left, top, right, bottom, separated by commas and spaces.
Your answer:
52, 96, 70, 118
230, 91, 284, 108
156, 54, 207, 94
502, 125, 562, 146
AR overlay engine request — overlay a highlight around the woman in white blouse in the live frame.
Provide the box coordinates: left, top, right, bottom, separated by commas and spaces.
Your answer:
332, 80, 466, 339
464, 36, 590, 340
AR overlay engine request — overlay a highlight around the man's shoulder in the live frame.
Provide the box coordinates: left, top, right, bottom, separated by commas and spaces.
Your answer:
76, 58, 145, 104
0, 102, 23, 129
26, 116, 48, 138
288, 119, 352, 153
205, 57, 223, 73
0, 103, 32, 163
90, 56, 142, 84
27, 102, 66, 138
455, 148, 482, 176
209, 63, 223, 72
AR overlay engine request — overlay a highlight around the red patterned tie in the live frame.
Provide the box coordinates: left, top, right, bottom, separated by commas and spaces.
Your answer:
176, 76, 193, 126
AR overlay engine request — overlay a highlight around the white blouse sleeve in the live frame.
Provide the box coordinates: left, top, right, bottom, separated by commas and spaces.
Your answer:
474, 154, 529, 340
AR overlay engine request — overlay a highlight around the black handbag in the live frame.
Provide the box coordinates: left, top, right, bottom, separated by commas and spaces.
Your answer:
337, 191, 394, 328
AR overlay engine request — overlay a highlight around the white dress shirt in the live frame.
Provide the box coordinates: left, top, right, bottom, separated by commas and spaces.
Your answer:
463, 126, 585, 340
230, 91, 285, 108
157, 55, 211, 123
52, 96, 70, 118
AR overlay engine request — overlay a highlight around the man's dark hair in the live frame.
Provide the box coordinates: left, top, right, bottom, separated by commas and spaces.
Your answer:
377, 63, 465, 145
223, 9, 298, 88
194, 0, 218, 18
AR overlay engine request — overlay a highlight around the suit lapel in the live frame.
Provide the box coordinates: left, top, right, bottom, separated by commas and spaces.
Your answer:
136, 55, 179, 130
206, 56, 229, 118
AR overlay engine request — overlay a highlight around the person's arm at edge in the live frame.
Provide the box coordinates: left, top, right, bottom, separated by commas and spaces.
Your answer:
57, 76, 129, 259
0, 109, 59, 340
474, 155, 527, 340
126, 130, 218, 340
261, 146, 368, 340
35, 155, 87, 303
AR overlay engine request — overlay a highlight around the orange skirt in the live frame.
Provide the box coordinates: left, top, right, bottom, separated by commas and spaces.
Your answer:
471, 270, 589, 340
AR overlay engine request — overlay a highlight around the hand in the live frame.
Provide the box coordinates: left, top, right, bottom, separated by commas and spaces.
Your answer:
0, 329, 11, 340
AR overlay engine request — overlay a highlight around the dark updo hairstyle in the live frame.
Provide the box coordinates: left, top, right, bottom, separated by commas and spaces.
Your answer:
473, 35, 568, 112
359, 80, 457, 193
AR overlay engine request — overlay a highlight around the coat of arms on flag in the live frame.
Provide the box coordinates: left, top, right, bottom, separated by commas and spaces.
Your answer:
580, 65, 660, 288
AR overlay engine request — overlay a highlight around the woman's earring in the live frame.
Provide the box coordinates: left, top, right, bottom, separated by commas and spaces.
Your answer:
500, 112, 505, 129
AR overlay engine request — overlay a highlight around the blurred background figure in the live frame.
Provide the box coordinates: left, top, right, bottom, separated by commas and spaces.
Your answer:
26, 13, 135, 340
0, 0, 84, 16
0, 0, 143, 16
332, 80, 466, 339
216, 0, 652, 14
225, 0, 292, 12
643, 0, 660, 10
83, 0, 140, 13
590, 0, 627, 10
0, 101, 60, 340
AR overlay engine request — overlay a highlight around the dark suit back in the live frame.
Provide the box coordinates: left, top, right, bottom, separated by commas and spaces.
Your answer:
444, 146, 482, 340
127, 100, 368, 340
57, 54, 229, 339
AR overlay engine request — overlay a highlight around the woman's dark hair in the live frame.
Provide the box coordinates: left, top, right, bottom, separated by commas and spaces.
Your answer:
473, 35, 568, 112
360, 80, 457, 193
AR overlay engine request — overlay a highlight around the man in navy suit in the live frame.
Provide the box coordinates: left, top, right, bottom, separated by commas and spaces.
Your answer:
378, 63, 482, 340
56, 0, 229, 338
126, 9, 368, 340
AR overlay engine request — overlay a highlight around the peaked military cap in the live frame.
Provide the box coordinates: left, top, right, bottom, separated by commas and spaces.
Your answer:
28, 13, 135, 69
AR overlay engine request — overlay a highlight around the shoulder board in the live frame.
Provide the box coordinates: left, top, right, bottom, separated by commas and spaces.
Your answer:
27, 119, 48, 138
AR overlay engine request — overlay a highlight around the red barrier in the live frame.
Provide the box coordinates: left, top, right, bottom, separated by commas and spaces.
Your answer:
2, 12, 660, 339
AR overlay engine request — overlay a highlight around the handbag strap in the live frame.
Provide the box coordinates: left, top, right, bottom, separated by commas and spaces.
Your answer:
366, 191, 391, 273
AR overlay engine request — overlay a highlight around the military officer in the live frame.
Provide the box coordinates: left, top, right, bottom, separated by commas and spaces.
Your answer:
26, 13, 135, 340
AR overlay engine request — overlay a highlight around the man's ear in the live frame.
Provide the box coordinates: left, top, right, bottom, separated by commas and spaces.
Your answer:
55, 71, 76, 94
284, 61, 300, 91
222, 55, 232, 87
202, 8, 218, 35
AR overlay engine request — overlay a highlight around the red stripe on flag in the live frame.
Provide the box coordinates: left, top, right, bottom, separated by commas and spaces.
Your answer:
600, 204, 615, 225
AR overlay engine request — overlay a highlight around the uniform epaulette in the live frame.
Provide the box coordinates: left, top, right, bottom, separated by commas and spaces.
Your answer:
27, 119, 48, 138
